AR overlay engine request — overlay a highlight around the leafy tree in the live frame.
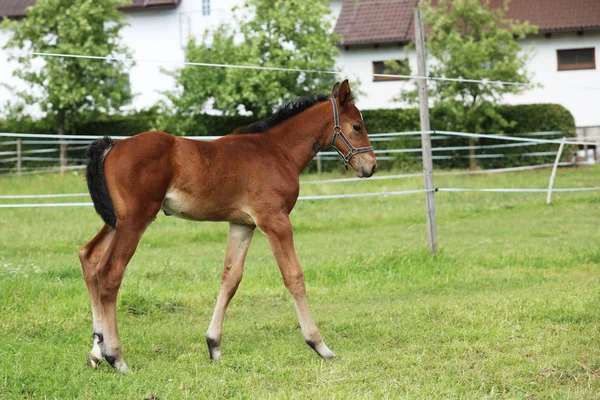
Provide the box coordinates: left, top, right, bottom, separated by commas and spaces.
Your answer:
158, 0, 339, 135
401, 0, 537, 168
1, 0, 133, 172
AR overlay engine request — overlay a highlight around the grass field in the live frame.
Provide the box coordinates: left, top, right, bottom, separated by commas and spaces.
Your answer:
1, 165, 599, 399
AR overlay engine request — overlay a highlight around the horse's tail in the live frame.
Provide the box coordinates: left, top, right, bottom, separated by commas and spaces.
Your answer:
86, 136, 117, 229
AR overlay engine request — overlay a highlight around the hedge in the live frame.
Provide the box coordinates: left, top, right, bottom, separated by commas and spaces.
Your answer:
0, 103, 576, 172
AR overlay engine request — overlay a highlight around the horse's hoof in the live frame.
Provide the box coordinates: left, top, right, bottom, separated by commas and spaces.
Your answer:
209, 350, 222, 362
87, 352, 102, 369
321, 350, 337, 360
118, 363, 132, 375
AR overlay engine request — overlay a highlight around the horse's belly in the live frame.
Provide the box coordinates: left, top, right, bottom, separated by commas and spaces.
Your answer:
161, 190, 254, 225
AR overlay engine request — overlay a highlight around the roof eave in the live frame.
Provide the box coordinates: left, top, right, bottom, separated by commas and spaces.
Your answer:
538, 26, 600, 34
337, 38, 411, 47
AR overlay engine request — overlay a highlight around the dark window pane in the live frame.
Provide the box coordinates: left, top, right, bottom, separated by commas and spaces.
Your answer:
559, 51, 577, 65
579, 49, 594, 64
373, 61, 385, 74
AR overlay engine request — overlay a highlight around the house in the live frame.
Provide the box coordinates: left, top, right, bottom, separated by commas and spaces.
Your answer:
334, 0, 600, 135
1, 0, 599, 134
0, 0, 240, 111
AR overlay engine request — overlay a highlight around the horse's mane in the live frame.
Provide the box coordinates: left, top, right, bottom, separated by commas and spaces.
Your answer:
234, 94, 330, 135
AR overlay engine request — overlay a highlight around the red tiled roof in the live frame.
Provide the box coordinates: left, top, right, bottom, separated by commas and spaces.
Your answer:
334, 0, 418, 46
0, 0, 36, 18
498, 0, 600, 33
0, 0, 180, 18
334, 0, 600, 46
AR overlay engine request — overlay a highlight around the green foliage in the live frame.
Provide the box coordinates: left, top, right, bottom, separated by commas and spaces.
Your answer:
158, 0, 339, 135
400, 0, 538, 167
382, 58, 411, 77
1, 0, 133, 133
359, 103, 575, 170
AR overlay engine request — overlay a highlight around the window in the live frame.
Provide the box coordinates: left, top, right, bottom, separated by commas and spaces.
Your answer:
373, 60, 408, 81
202, 0, 210, 16
557, 48, 595, 71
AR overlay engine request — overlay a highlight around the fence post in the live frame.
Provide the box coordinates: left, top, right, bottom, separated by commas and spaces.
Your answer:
546, 137, 566, 205
317, 153, 322, 176
16, 138, 22, 176
414, 8, 438, 254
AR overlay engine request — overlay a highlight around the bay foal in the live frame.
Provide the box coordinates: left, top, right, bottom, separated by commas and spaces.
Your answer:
80, 80, 377, 373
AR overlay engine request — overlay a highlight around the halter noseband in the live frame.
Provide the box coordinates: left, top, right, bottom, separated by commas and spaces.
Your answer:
329, 98, 373, 170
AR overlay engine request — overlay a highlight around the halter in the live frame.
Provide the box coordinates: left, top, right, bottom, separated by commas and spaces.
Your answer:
329, 98, 373, 170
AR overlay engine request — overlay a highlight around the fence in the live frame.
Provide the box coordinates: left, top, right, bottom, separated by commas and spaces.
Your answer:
2, 27, 600, 254
1, 129, 598, 207
0, 129, 594, 176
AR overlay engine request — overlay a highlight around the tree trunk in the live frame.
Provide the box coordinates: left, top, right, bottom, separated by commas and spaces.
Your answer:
468, 137, 478, 170
57, 109, 67, 176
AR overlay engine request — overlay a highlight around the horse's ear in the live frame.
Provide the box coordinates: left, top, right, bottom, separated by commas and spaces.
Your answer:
331, 82, 340, 98
338, 79, 352, 106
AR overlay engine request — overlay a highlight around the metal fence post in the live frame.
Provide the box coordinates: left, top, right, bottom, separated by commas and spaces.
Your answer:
16, 138, 22, 176
546, 137, 566, 205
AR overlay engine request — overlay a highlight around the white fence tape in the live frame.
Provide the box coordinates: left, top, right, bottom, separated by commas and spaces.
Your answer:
30, 51, 531, 87
1, 184, 597, 208
0, 193, 89, 199
1, 130, 596, 146
301, 162, 573, 184
0, 202, 94, 208
433, 130, 597, 146
438, 187, 600, 193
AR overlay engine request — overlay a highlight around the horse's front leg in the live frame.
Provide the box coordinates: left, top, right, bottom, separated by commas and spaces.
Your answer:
206, 223, 255, 360
258, 213, 336, 359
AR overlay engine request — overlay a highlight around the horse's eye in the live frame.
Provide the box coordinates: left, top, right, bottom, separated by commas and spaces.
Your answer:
353, 124, 361, 132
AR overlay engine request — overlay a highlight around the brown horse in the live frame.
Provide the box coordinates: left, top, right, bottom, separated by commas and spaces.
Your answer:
79, 80, 377, 373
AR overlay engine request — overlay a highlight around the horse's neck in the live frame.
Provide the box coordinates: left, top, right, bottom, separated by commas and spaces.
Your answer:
267, 103, 332, 174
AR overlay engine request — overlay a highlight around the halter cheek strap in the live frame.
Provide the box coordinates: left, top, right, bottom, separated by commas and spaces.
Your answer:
329, 98, 373, 170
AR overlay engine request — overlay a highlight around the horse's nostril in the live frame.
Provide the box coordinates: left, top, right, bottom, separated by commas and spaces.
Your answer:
372, 165, 377, 174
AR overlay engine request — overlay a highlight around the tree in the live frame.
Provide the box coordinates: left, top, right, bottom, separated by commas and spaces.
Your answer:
158, 0, 339, 135
1, 0, 133, 173
401, 0, 537, 169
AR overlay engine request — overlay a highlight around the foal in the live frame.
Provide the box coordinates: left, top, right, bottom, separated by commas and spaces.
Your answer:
80, 80, 377, 373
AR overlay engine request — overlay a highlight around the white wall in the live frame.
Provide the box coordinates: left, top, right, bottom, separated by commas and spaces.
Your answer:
121, 0, 241, 110
505, 31, 600, 128
336, 43, 415, 110
337, 31, 600, 128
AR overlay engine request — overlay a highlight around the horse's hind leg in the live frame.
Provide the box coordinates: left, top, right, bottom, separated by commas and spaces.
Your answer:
78, 224, 115, 368
206, 223, 255, 360
96, 220, 150, 373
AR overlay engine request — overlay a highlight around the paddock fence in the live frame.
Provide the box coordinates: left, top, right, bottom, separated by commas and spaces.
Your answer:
1, 129, 598, 209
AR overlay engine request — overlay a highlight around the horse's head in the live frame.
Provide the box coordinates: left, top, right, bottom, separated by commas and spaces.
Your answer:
330, 80, 377, 178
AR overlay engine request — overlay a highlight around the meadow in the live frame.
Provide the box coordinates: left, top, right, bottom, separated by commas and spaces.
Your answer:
0, 165, 599, 399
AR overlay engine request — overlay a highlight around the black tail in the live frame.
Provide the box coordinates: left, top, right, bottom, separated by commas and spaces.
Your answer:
86, 137, 117, 229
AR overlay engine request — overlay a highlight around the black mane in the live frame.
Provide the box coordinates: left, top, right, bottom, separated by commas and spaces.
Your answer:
235, 94, 330, 135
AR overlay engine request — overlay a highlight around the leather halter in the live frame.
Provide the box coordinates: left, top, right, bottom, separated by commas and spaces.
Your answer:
329, 98, 374, 170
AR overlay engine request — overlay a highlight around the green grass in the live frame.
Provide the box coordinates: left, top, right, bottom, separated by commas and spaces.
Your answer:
1, 166, 599, 399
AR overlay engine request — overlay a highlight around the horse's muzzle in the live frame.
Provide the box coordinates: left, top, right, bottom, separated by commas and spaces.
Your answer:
359, 164, 377, 178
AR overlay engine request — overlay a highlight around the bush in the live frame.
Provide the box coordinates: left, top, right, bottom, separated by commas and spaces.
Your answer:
0, 103, 576, 172
356, 103, 576, 170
